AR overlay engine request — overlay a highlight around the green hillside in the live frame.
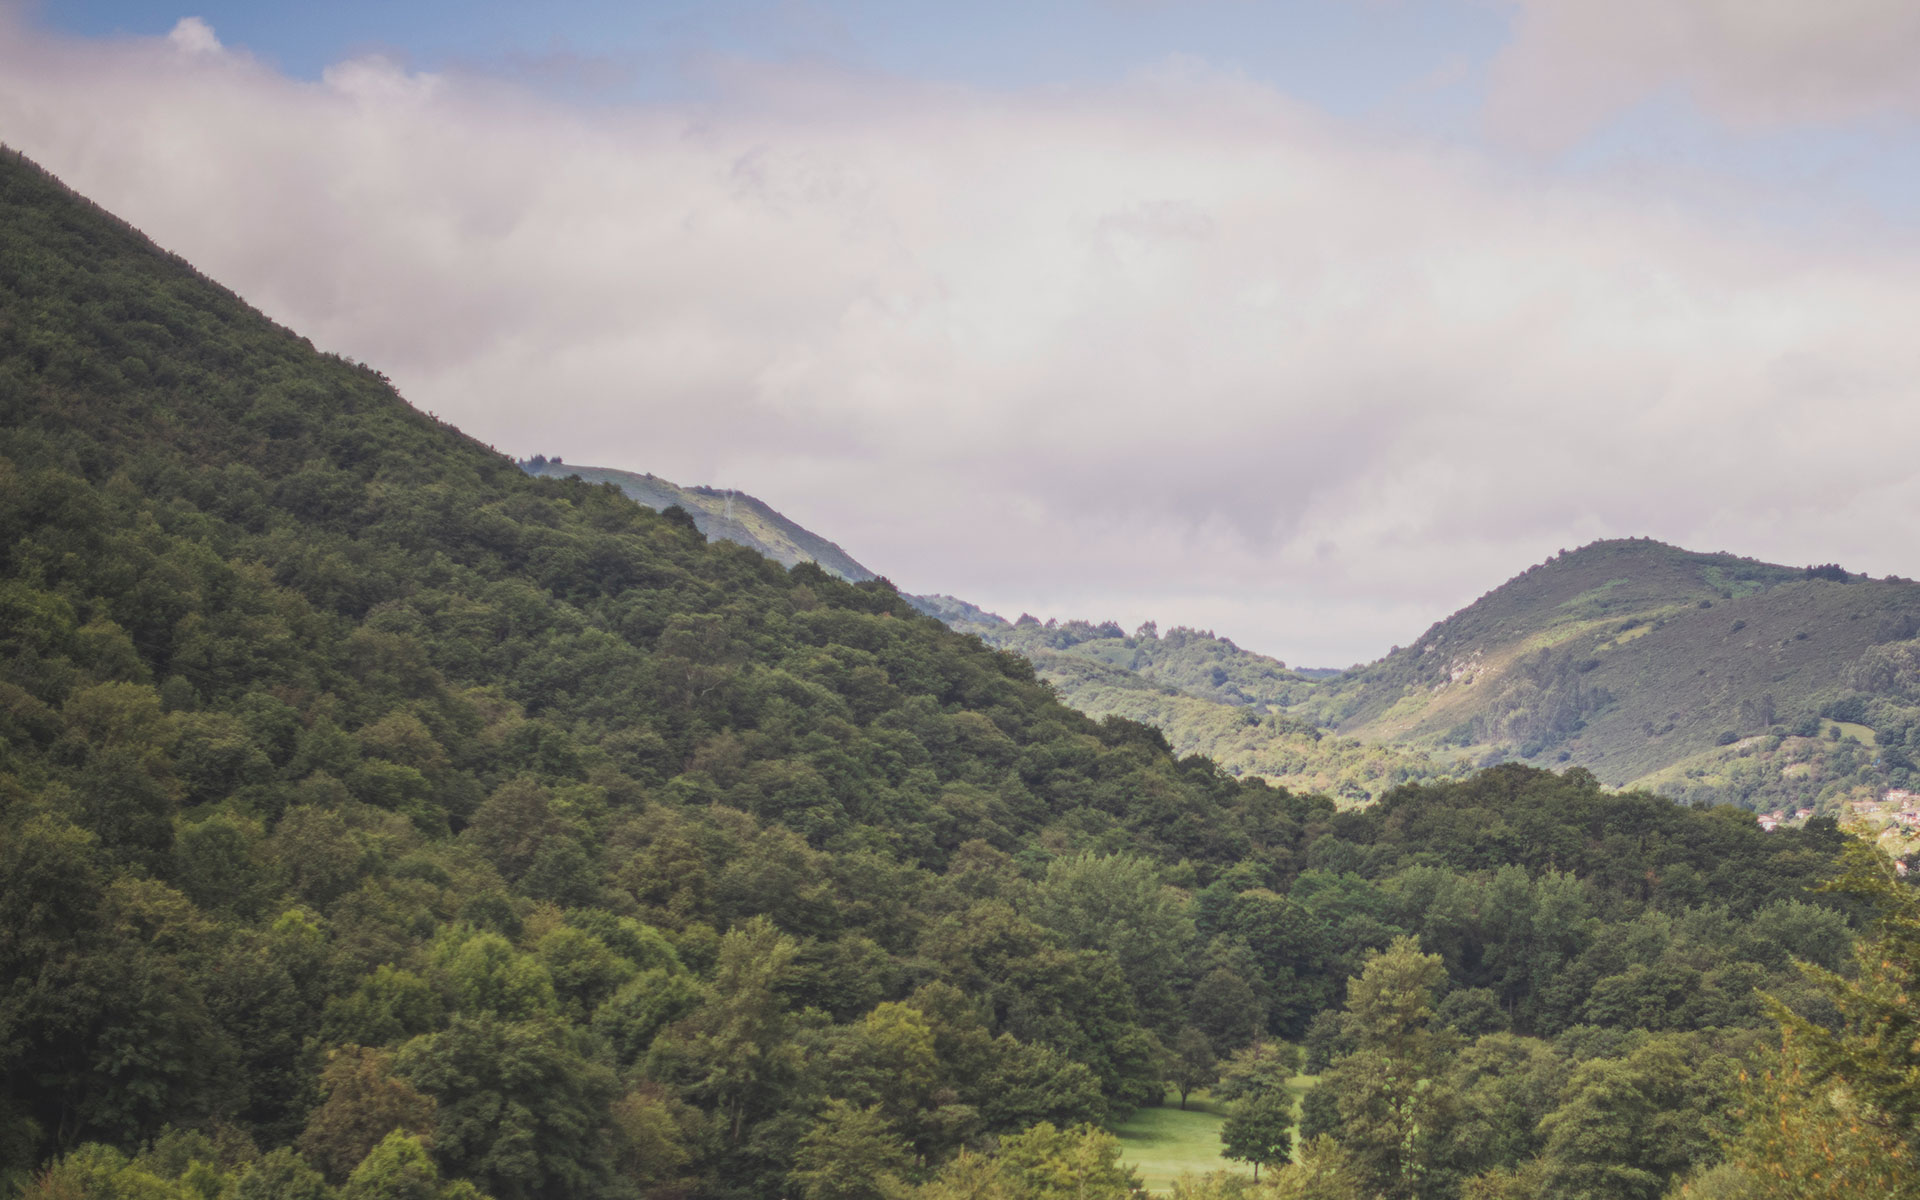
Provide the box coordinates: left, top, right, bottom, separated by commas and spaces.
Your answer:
0, 144, 1280, 1194
977, 621, 1317, 711
519, 459, 878, 582
946, 620, 1457, 801
494, 476, 1458, 802
1302, 539, 1920, 811
2, 146, 1912, 1200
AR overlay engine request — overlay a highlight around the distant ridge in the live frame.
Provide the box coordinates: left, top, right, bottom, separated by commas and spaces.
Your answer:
511, 459, 1920, 813
519, 458, 877, 582
906, 593, 1010, 628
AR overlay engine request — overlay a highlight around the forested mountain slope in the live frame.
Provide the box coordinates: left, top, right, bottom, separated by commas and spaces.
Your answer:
0, 146, 1908, 1200
503, 473, 1920, 815
517, 459, 877, 583
503, 466, 1456, 802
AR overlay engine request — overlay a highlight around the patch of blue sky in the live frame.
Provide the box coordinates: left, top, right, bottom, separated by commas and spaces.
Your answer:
34, 0, 1507, 118
1556, 89, 1920, 237
32, 0, 1920, 232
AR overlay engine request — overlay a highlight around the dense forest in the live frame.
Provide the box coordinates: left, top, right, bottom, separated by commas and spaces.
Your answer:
4, 146, 1920, 1200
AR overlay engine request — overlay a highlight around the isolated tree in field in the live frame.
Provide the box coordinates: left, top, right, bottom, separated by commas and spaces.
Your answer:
1211, 1041, 1299, 1104
1169, 1027, 1218, 1109
1221, 1089, 1294, 1181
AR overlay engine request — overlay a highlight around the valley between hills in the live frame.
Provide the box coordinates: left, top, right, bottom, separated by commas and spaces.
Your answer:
524, 459, 1920, 829
8, 143, 1920, 1200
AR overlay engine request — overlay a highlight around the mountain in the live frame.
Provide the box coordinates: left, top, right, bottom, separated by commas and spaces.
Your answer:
519, 458, 878, 582
506, 463, 1920, 815
0, 146, 1895, 1200
15, 142, 1616, 1198
504, 463, 1447, 799
905, 592, 1010, 628
0, 143, 1296, 1186
1303, 538, 1920, 809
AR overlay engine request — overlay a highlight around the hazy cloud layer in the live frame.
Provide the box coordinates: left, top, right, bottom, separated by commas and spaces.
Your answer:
1491, 0, 1920, 147
4, 16, 1920, 665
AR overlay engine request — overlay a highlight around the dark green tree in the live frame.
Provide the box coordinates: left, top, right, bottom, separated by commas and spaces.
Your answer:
1221, 1090, 1294, 1181
1168, 1027, 1218, 1110
789, 1100, 912, 1200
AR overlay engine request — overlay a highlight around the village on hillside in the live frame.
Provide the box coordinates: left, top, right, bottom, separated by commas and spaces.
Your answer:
1756, 788, 1918, 874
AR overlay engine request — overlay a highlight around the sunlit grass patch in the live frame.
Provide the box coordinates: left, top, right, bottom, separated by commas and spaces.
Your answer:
1114, 1100, 1246, 1193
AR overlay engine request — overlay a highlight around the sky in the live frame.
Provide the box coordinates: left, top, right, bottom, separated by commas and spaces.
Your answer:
7, 2, 1920, 667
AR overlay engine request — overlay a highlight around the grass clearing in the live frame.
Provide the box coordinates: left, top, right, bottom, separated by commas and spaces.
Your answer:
1115, 1079, 1321, 1192
1114, 1100, 1246, 1192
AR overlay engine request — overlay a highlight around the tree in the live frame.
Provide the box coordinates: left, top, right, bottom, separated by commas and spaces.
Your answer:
1211, 1042, 1299, 1105
395, 1015, 618, 1200
648, 916, 800, 1145
993, 1123, 1143, 1200
1715, 838, 1920, 1197
1700, 1041, 1915, 1200
790, 1100, 912, 1200
1313, 936, 1459, 1200
1534, 1037, 1729, 1200
1189, 969, 1266, 1054
1265, 1136, 1366, 1200
1772, 839, 1920, 1137
1026, 852, 1195, 1030
236, 1148, 336, 1200
1444, 1033, 1562, 1181
343, 1131, 488, 1200
608, 1086, 696, 1195
298, 1046, 436, 1183
975, 1035, 1109, 1132
1221, 1091, 1294, 1181
1169, 1027, 1218, 1110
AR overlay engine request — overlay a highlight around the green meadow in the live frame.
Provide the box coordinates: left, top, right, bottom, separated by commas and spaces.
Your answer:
1114, 1099, 1243, 1192
1115, 1080, 1318, 1192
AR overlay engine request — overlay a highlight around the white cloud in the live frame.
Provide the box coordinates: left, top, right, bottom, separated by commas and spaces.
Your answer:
3, 16, 1919, 665
1489, 0, 1920, 148
167, 16, 221, 56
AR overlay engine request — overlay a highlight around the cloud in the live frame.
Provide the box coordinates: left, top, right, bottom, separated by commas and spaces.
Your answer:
1489, 0, 1920, 148
2, 15, 1919, 664
167, 16, 222, 56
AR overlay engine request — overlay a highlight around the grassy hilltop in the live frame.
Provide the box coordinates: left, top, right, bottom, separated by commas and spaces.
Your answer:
1303, 539, 1920, 809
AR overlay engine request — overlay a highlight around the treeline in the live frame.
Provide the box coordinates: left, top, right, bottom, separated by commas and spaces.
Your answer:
968, 619, 1317, 711
1252, 835, 1920, 1200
